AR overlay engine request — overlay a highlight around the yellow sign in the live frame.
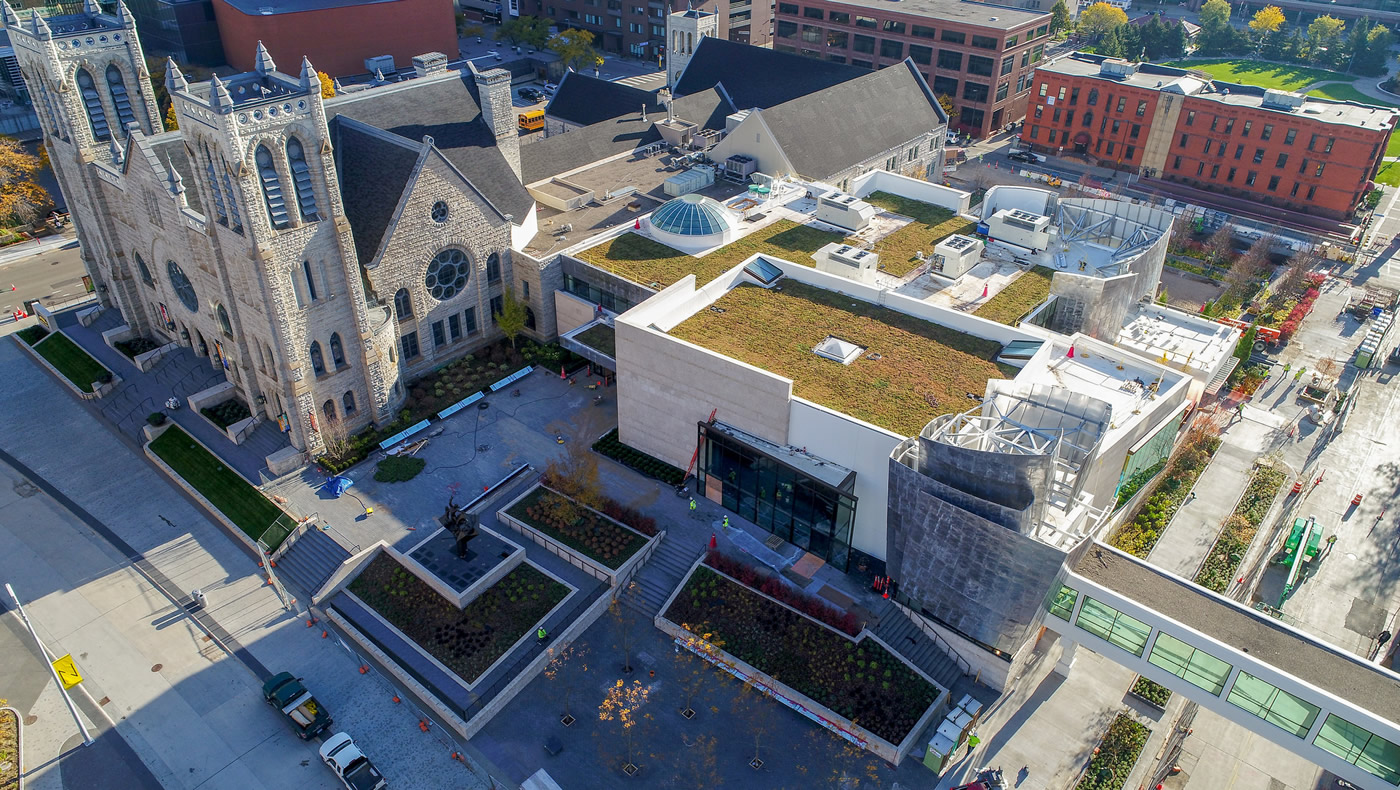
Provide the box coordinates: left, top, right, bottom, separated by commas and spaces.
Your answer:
52, 654, 82, 689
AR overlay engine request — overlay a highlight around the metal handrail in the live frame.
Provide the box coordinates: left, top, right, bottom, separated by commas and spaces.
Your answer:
891, 594, 975, 679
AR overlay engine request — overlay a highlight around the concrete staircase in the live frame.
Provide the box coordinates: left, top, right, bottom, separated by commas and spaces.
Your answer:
624, 535, 705, 619
275, 528, 351, 600
871, 600, 969, 695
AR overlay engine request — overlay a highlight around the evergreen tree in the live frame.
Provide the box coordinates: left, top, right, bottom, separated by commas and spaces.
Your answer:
1050, 0, 1072, 34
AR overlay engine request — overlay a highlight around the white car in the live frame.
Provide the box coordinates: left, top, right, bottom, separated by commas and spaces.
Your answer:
319, 732, 387, 790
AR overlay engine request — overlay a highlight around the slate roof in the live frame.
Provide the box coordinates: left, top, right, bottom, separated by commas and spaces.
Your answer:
545, 71, 661, 128
149, 135, 204, 216
331, 117, 421, 267
758, 60, 947, 180
672, 36, 867, 111
325, 71, 534, 221
521, 87, 732, 184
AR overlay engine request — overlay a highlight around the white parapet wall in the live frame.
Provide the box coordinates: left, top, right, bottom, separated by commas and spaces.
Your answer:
849, 170, 972, 215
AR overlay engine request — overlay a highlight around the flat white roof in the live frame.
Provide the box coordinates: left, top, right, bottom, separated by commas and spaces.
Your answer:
1117, 304, 1237, 377
1014, 335, 1186, 450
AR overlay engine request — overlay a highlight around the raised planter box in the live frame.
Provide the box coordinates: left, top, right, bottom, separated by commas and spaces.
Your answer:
655, 555, 947, 766
187, 380, 235, 413
13, 331, 120, 400
496, 482, 658, 586
133, 341, 180, 372
1075, 713, 1149, 790
1, 705, 20, 790
343, 546, 572, 689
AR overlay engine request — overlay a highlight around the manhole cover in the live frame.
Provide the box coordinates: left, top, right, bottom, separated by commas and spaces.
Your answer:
151, 664, 163, 672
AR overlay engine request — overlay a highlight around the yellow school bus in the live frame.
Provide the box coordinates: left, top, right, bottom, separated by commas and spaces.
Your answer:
518, 109, 544, 132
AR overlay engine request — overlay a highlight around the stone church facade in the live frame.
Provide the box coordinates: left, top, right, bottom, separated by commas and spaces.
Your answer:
6, 0, 527, 456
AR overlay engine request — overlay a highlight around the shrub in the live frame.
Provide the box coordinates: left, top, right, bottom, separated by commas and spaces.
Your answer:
200, 398, 252, 429
1130, 676, 1171, 708
704, 549, 860, 635
115, 336, 160, 359
16, 325, 48, 344
591, 428, 686, 484
146, 412, 167, 427
1110, 425, 1221, 558
1076, 714, 1149, 790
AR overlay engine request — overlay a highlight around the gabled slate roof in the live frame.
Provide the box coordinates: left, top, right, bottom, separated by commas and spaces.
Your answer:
521, 87, 732, 184
757, 60, 947, 180
149, 135, 204, 215
330, 117, 421, 267
545, 71, 661, 128
325, 71, 534, 221
672, 36, 867, 110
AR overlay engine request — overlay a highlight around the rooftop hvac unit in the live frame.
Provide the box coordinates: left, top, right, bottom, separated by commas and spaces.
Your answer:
725, 154, 757, 176
815, 190, 876, 232
814, 242, 879, 284
932, 234, 983, 278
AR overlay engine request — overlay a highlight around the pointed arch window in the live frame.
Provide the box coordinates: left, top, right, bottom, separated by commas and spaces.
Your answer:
285, 137, 319, 222
486, 252, 501, 283
203, 146, 228, 225
322, 399, 337, 422
329, 332, 345, 367
133, 252, 154, 287
255, 145, 290, 229
221, 156, 243, 232
342, 391, 357, 416
393, 288, 412, 320
309, 341, 325, 375
215, 303, 232, 337
75, 68, 110, 141
105, 65, 136, 133
265, 341, 278, 381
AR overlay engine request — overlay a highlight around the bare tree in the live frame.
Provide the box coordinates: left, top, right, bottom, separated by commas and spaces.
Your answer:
543, 641, 590, 725
610, 581, 642, 675
1275, 246, 1320, 300
733, 675, 776, 770
1205, 224, 1236, 267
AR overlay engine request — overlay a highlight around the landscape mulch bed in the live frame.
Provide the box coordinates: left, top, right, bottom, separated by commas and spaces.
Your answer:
349, 553, 568, 684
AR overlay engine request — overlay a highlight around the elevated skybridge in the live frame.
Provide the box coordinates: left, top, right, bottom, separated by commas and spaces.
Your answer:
1051, 543, 1400, 790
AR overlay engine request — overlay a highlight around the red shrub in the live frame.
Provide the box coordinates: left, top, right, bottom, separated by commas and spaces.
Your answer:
1279, 320, 1299, 342
702, 549, 861, 636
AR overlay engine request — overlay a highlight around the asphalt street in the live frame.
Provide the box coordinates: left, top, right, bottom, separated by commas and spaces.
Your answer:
0, 236, 85, 318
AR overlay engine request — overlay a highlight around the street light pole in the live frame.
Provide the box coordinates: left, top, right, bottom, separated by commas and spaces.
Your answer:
5, 583, 94, 746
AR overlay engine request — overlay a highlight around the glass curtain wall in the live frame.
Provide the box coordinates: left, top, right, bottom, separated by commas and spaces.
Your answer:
696, 424, 856, 570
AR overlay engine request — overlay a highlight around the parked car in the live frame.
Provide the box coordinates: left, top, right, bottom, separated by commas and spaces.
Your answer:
542, 82, 558, 96
319, 732, 388, 790
1007, 150, 1045, 164
261, 672, 332, 740
517, 87, 544, 102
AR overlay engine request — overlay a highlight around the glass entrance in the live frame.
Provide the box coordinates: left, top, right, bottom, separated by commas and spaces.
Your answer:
696, 423, 856, 571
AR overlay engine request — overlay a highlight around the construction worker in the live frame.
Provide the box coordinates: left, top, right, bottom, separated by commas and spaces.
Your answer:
722, 515, 729, 529
688, 497, 697, 513
537, 627, 548, 643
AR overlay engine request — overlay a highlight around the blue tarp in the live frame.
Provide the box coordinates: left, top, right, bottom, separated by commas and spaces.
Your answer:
321, 476, 353, 498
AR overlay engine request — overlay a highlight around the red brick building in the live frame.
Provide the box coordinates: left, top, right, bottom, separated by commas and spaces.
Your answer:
771, 0, 1052, 138
524, 0, 770, 60
213, 0, 457, 77
1022, 54, 1396, 219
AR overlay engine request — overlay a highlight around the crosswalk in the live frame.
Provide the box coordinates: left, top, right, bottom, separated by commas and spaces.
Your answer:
612, 71, 666, 90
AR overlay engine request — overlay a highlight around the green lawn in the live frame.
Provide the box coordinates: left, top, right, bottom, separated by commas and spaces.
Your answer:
974, 266, 1055, 325
1161, 59, 1354, 91
1377, 161, 1400, 187
578, 219, 844, 288
859, 191, 978, 277
1307, 82, 1396, 108
150, 425, 287, 546
32, 331, 108, 393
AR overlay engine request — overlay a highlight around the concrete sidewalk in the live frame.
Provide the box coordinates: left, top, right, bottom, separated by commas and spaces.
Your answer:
0, 325, 496, 789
